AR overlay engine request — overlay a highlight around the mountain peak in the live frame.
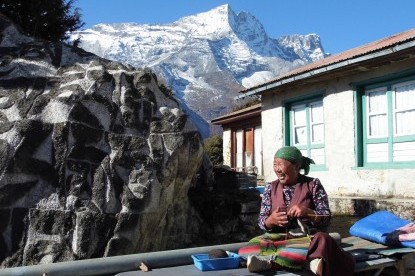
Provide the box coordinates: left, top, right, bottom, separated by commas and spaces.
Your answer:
71, 5, 327, 137
176, 4, 236, 37
231, 10, 268, 47
188, 4, 234, 21
210, 3, 232, 13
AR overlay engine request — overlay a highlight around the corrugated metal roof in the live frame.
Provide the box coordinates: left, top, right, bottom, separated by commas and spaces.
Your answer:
211, 103, 261, 125
241, 28, 415, 94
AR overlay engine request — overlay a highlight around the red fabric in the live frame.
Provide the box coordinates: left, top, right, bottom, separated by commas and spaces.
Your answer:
278, 250, 307, 262
307, 232, 355, 276
238, 245, 260, 255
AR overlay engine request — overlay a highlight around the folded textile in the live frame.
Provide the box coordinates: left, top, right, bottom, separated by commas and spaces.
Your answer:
349, 210, 415, 248
398, 223, 415, 241
399, 232, 415, 242
385, 222, 415, 245
238, 233, 310, 270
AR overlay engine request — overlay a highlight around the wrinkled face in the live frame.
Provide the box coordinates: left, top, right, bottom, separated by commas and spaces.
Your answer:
273, 158, 300, 186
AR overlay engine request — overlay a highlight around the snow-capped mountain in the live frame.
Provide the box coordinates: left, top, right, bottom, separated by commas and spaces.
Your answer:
70, 4, 327, 137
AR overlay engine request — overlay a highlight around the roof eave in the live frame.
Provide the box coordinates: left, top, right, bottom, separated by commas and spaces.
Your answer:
211, 109, 261, 126
235, 40, 415, 100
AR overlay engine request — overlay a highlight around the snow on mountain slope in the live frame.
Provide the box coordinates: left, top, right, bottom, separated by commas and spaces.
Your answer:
70, 4, 327, 137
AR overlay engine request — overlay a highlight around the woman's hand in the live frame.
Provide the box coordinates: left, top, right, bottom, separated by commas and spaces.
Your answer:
287, 205, 314, 218
265, 206, 289, 228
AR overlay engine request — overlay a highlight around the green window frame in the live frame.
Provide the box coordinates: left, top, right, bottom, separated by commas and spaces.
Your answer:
286, 98, 326, 170
359, 77, 415, 167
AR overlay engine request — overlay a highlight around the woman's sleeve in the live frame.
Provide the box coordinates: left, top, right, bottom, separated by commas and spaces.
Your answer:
311, 178, 331, 228
258, 183, 273, 231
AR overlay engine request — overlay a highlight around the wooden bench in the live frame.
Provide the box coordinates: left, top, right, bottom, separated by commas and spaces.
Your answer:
116, 236, 415, 276
343, 236, 415, 276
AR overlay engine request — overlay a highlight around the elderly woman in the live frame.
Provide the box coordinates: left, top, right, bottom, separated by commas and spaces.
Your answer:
243, 146, 354, 276
259, 146, 331, 233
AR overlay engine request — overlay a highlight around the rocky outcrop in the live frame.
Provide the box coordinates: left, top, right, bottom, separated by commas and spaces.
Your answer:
0, 14, 209, 267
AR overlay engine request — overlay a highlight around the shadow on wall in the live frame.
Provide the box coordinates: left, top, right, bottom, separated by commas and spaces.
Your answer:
352, 199, 378, 217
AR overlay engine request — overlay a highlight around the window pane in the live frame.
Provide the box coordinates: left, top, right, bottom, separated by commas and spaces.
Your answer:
312, 123, 324, 143
395, 110, 415, 135
310, 148, 325, 164
299, 149, 308, 158
367, 143, 388, 162
394, 81, 415, 136
310, 102, 324, 144
293, 106, 306, 126
369, 114, 387, 137
310, 102, 323, 123
368, 90, 387, 113
294, 126, 307, 144
393, 141, 415, 162
394, 82, 415, 110
289, 100, 325, 166
367, 88, 388, 138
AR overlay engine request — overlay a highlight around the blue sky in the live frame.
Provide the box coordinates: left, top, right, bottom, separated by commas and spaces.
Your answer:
76, 0, 415, 55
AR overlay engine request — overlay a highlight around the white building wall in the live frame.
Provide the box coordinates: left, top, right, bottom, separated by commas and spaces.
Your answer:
261, 59, 415, 199
254, 127, 263, 176
262, 97, 284, 181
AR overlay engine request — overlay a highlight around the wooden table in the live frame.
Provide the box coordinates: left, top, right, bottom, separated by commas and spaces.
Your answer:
116, 236, 415, 276
342, 236, 415, 275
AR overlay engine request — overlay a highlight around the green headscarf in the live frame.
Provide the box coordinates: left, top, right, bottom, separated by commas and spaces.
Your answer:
274, 146, 315, 175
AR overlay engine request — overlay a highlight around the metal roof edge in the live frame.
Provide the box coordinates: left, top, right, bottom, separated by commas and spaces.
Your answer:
235, 39, 415, 100
211, 103, 261, 124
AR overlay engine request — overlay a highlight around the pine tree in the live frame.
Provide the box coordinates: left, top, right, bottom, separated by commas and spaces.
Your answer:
0, 0, 84, 42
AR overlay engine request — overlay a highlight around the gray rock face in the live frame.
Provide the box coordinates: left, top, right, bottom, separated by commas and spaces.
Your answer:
0, 14, 206, 267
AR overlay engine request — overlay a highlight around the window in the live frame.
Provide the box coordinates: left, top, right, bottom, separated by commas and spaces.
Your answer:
288, 99, 325, 166
233, 126, 262, 175
362, 79, 415, 165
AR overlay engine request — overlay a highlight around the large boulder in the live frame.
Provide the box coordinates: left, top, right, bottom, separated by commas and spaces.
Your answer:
0, 13, 206, 267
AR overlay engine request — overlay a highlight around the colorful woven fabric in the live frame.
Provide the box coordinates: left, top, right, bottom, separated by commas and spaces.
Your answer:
274, 246, 309, 269
238, 232, 311, 270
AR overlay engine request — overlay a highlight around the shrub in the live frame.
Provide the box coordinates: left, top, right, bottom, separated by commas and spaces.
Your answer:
204, 135, 223, 166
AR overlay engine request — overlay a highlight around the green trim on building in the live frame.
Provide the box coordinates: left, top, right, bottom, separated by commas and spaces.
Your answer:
282, 105, 290, 146
356, 71, 415, 168
354, 86, 364, 167
283, 92, 326, 171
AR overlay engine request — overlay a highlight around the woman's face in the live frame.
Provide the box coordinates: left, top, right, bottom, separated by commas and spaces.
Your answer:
273, 158, 300, 186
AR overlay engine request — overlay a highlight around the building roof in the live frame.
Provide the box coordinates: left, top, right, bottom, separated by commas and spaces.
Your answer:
211, 103, 261, 126
237, 28, 415, 99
